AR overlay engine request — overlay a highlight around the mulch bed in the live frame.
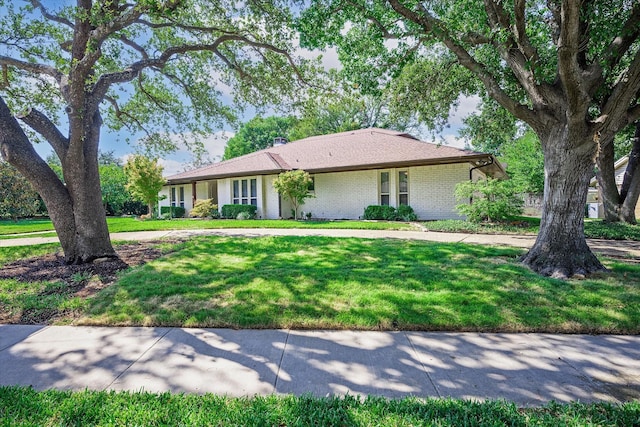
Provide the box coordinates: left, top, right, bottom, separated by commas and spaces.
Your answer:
0, 240, 178, 324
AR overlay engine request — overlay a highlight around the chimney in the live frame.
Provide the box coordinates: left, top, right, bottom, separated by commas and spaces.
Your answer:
273, 137, 287, 146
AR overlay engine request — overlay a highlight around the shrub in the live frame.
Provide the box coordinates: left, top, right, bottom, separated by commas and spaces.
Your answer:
189, 199, 219, 218
236, 211, 252, 220
455, 178, 523, 223
160, 206, 186, 218
397, 205, 418, 221
363, 205, 398, 220
221, 204, 257, 219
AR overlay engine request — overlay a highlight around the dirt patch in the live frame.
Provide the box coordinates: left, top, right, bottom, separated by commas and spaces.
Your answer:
0, 240, 181, 324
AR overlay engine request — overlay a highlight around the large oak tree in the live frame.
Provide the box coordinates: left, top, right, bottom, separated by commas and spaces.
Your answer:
0, 0, 308, 263
301, 0, 640, 277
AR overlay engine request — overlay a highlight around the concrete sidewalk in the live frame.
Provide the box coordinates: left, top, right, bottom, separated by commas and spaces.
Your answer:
2, 227, 640, 259
1, 326, 639, 406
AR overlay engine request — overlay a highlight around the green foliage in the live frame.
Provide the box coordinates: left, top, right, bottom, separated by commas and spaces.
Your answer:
363, 205, 417, 221
99, 164, 130, 216
124, 155, 165, 218
0, 1, 314, 153
160, 206, 186, 218
0, 161, 42, 221
455, 178, 524, 223
220, 204, 257, 219
223, 116, 298, 160
500, 131, 545, 195
189, 199, 219, 218
272, 170, 314, 219
78, 235, 640, 332
1, 388, 639, 426
396, 205, 417, 221
462, 98, 520, 155
289, 90, 417, 140
363, 205, 399, 221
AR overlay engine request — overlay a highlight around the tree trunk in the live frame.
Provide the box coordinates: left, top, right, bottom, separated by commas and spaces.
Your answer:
596, 122, 640, 224
0, 96, 115, 264
618, 123, 640, 223
596, 140, 622, 222
521, 125, 606, 278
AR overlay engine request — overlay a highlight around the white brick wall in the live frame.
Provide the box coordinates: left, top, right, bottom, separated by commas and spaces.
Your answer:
161, 163, 471, 220
408, 164, 468, 220
300, 170, 378, 219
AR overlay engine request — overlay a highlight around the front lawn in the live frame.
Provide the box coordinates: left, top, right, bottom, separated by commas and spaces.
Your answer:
70, 235, 640, 333
3, 216, 639, 241
1, 387, 638, 426
0, 217, 417, 238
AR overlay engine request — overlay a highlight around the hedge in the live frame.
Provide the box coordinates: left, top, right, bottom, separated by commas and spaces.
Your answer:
363, 205, 418, 221
363, 205, 398, 220
160, 206, 186, 218
220, 204, 257, 219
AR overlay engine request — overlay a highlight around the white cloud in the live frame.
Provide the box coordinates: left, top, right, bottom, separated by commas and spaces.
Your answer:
440, 133, 469, 149
448, 95, 481, 127
158, 158, 186, 177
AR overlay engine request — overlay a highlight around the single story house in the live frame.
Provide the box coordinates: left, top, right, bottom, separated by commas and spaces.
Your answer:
160, 128, 505, 220
587, 155, 640, 218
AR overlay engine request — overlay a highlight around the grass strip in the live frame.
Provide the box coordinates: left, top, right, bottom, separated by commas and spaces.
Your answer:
0, 387, 638, 426
0, 217, 418, 237
77, 235, 640, 333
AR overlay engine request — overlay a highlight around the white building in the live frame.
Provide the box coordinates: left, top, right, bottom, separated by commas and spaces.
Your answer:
160, 128, 505, 220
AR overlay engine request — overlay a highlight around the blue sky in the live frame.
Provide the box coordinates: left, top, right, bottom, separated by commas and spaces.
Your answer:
22, 7, 478, 177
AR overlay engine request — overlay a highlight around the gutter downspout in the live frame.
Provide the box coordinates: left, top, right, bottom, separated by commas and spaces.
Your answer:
468, 156, 496, 205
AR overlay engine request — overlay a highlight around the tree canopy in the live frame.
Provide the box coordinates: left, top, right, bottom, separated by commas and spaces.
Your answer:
223, 116, 298, 160
300, 0, 640, 277
124, 155, 165, 217
0, 0, 310, 263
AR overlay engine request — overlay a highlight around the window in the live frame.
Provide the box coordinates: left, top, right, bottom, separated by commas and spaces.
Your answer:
178, 186, 185, 208
380, 172, 390, 205
170, 187, 176, 207
233, 180, 240, 204
398, 171, 408, 206
250, 179, 258, 206
308, 176, 315, 192
232, 178, 257, 206
241, 179, 248, 204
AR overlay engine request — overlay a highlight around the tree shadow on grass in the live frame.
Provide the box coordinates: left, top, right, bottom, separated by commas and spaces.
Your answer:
84, 235, 640, 334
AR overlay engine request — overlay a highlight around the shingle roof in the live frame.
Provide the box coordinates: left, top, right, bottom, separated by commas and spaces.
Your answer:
166, 128, 504, 183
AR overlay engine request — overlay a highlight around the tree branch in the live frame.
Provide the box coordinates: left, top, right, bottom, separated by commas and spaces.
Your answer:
598, 2, 640, 74
598, 49, 640, 134
556, 0, 589, 115
28, 0, 73, 28
92, 34, 310, 100
17, 108, 69, 160
104, 95, 154, 138
387, 0, 538, 125
119, 35, 149, 60
0, 56, 63, 82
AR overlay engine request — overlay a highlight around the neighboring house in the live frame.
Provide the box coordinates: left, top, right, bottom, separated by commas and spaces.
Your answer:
160, 128, 505, 220
587, 155, 640, 218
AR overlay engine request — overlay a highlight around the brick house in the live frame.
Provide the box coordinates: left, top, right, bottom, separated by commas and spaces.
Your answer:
160, 128, 505, 220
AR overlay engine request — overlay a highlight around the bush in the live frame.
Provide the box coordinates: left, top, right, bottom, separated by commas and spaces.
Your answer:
236, 211, 253, 220
363, 205, 398, 220
189, 199, 219, 218
455, 178, 523, 223
396, 205, 418, 221
160, 206, 186, 218
221, 204, 257, 219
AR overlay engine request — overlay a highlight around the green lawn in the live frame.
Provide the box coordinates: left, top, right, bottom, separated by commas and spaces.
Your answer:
53, 235, 637, 332
0, 217, 417, 238
3, 216, 640, 241
1, 387, 638, 426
